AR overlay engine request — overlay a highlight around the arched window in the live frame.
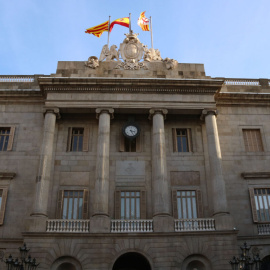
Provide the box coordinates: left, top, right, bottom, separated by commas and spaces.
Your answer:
181, 255, 211, 270
261, 255, 270, 270
51, 256, 82, 270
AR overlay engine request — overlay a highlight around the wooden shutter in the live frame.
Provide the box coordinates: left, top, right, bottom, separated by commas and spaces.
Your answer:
187, 128, 193, 152
0, 188, 8, 225
7, 126, 15, 151
115, 191, 121, 219
196, 190, 203, 218
83, 127, 89, 152
56, 190, 64, 219
66, 127, 72, 152
136, 134, 141, 152
249, 187, 258, 222
172, 128, 177, 152
140, 190, 146, 219
119, 134, 125, 152
172, 190, 178, 218
82, 189, 89, 219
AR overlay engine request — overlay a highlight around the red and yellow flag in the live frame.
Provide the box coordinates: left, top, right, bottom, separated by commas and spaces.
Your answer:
137, 11, 150, 31
85, 21, 109, 37
109, 17, 130, 32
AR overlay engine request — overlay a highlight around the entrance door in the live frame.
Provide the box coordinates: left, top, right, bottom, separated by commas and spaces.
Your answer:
112, 252, 151, 270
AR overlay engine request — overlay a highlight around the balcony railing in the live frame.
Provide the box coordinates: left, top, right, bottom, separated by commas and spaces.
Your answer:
174, 218, 215, 232
46, 219, 90, 233
257, 224, 270, 235
0, 76, 35, 82
111, 219, 153, 233
224, 79, 260, 86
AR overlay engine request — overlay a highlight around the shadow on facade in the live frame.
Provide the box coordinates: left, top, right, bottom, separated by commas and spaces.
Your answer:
112, 252, 151, 270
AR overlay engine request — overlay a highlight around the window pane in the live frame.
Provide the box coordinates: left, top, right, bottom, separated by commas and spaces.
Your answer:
136, 198, 140, 219
78, 198, 83, 219
120, 191, 141, 220
121, 198, 125, 219
68, 198, 73, 219
63, 198, 68, 219
177, 190, 198, 219
73, 198, 78, 219
126, 198, 130, 219
131, 198, 135, 219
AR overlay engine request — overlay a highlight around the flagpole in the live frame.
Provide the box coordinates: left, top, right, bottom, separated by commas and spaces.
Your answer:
107, 16, 111, 47
129, 13, 132, 34
150, 16, 154, 48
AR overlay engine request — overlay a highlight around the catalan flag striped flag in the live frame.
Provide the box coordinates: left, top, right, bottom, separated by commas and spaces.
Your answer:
109, 17, 130, 32
85, 21, 109, 37
137, 11, 150, 31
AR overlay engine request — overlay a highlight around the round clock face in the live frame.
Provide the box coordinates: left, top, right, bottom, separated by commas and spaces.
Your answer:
124, 125, 138, 137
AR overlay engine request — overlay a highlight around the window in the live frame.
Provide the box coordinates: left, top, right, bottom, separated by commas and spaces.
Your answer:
249, 188, 270, 222
67, 127, 89, 152
0, 187, 8, 225
172, 128, 192, 152
120, 134, 141, 152
115, 190, 146, 219
0, 127, 15, 151
243, 129, 263, 152
172, 190, 203, 219
57, 189, 89, 219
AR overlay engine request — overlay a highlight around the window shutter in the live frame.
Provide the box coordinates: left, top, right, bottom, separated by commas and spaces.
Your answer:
7, 126, 15, 151
136, 134, 141, 152
115, 191, 121, 219
0, 188, 8, 225
196, 190, 203, 218
83, 127, 89, 152
66, 128, 72, 152
187, 128, 193, 152
172, 128, 177, 152
249, 187, 258, 223
82, 189, 89, 219
56, 190, 64, 219
119, 134, 125, 152
172, 190, 178, 219
140, 190, 146, 219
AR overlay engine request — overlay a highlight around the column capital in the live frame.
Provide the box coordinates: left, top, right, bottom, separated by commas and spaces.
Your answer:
43, 107, 61, 119
200, 108, 218, 121
149, 108, 168, 120
96, 108, 114, 119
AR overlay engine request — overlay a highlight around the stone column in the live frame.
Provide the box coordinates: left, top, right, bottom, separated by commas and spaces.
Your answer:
201, 109, 234, 230
32, 108, 60, 217
91, 108, 114, 233
149, 109, 174, 232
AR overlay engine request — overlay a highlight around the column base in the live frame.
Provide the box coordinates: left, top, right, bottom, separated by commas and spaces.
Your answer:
90, 215, 111, 233
214, 212, 235, 230
153, 215, 174, 232
24, 216, 47, 232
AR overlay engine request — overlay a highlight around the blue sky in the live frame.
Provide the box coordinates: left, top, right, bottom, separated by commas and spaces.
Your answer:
0, 0, 269, 78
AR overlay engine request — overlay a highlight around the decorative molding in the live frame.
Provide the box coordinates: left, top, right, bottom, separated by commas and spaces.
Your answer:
149, 108, 168, 120
241, 172, 270, 179
95, 108, 114, 119
0, 172, 16, 180
200, 108, 218, 121
43, 107, 61, 119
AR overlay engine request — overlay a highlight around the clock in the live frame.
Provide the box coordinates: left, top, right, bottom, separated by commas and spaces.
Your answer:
122, 123, 140, 139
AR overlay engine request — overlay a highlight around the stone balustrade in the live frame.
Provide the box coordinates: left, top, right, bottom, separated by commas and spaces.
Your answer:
174, 218, 215, 232
111, 220, 153, 233
257, 224, 270, 235
46, 219, 90, 233
0, 76, 35, 82
224, 79, 259, 86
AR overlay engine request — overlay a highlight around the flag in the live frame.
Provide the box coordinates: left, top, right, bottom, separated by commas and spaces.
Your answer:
137, 11, 150, 31
109, 17, 129, 32
85, 21, 109, 37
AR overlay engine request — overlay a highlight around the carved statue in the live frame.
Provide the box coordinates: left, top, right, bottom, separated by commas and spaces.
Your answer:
106, 45, 120, 61
143, 46, 162, 62
99, 45, 109, 61
85, 56, 99, 69
163, 57, 178, 70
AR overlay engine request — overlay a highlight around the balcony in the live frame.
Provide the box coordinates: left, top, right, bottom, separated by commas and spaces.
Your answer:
46, 219, 90, 233
174, 218, 215, 232
257, 224, 270, 235
111, 219, 153, 233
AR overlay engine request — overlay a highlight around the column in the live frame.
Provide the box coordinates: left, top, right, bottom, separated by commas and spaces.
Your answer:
91, 108, 114, 233
201, 109, 234, 229
149, 109, 173, 232
32, 108, 60, 217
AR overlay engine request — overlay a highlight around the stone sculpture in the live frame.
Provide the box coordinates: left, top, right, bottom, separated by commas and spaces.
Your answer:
106, 45, 120, 61
163, 57, 178, 70
99, 45, 109, 61
85, 56, 99, 69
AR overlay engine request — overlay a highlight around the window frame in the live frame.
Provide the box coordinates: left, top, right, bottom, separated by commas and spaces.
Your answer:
172, 128, 192, 153
0, 187, 8, 225
0, 126, 15, 152
242, 129, 264, 152
67, 126, 89, 152
120, 132, 142, 153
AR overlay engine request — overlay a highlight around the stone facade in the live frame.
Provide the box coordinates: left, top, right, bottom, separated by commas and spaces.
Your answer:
0, 36, 270, 270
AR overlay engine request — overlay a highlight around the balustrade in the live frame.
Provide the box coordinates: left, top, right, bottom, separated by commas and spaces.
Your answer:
174, 218, 215, 232
111, 220, 153, 233
257, 224, 270, 235
0, 76, 35, 82
224, 79, 259, 86
46, 219, 90, 233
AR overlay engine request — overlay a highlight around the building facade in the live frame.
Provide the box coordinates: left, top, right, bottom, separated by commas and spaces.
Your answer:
0, 34, 270, 270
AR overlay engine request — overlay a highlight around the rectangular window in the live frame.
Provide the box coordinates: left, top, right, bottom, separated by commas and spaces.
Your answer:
120, 134, 141, 152
172, 128, 192, 152
172, 190, 203, 219
243, 129, 263, 152
0, 127, 15, 151
0, 188, 8, 225
115, 190, 146, 219
57, 189, 89, 219
67, 127, 89, 152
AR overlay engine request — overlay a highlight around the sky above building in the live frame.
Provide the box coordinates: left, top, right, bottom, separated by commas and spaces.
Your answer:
0, 0, 269, 79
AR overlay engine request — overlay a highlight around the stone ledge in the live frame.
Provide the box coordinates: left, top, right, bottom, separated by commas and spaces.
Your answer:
0, 172, 16, 180
241, 172, 270, 179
